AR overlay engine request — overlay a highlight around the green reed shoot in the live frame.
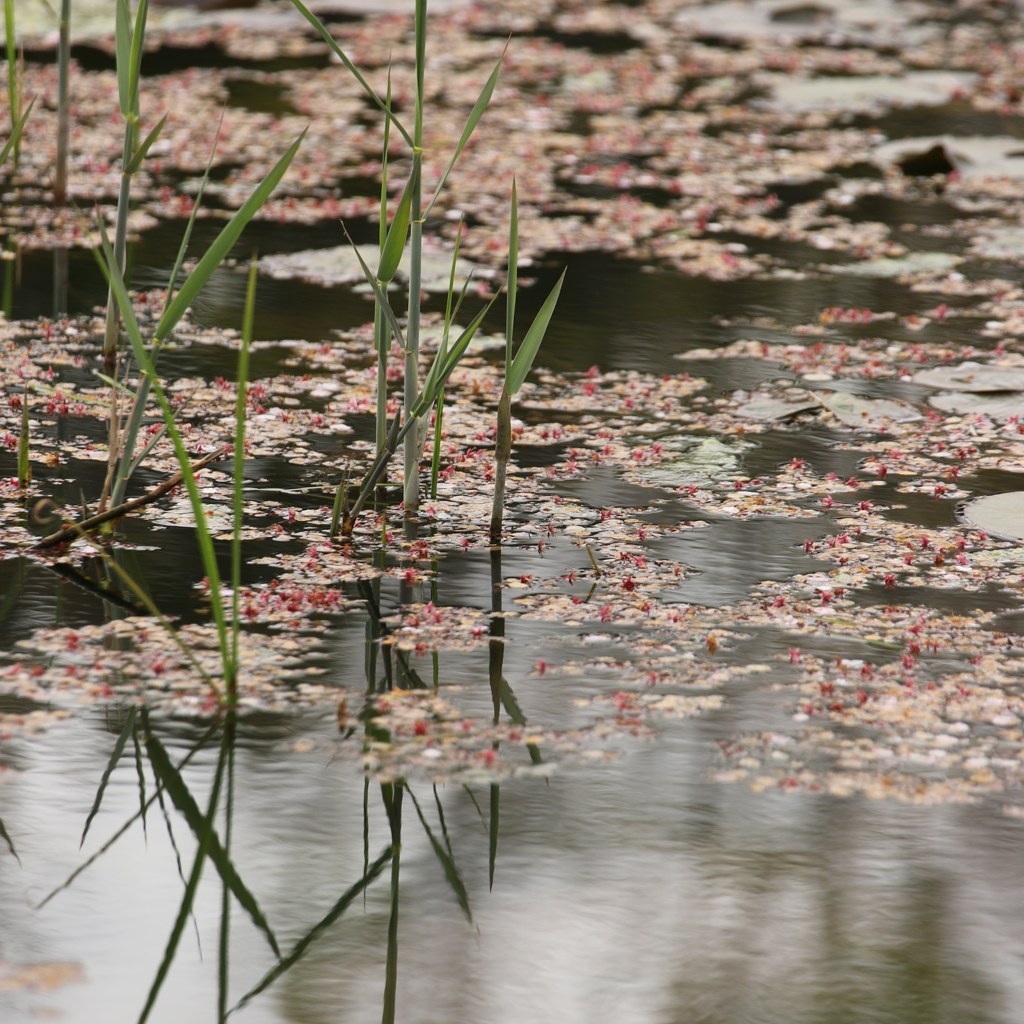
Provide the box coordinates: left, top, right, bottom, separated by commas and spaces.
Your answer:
3, 0, 20, 169
490, 183, 565, 544
16, 387, 30, 490
54, 0, 71, 204
287, 0, 503, 525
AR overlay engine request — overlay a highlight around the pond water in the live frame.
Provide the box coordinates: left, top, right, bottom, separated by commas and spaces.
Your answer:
4, 2, 1024, 1022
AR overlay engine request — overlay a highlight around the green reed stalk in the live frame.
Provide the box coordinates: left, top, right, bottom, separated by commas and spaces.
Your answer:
54, 0, 71, 204
402, 0, 427, 514
230, 259, 258, 703
375, 72, 394, 460
4, 0, 19, 170
490, 183, 565, 544
16, 388, 30, 490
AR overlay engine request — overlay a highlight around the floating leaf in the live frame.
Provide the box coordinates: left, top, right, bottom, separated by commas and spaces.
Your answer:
929, 392, 1024, 419
957, 492, 1024, 542
913, 362, 1024, 393
813, 390, 922, 428
734, 391, 822, 421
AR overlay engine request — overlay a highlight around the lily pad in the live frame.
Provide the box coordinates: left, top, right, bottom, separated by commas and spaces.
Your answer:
259, 244, 482, 293
760, 71, 975, 114
957, 492, 1024, 542
928, 392, 1024, 419
813, 390, 921, 428
734, 390, 822, 421
829, 251, 960, 279
912, 362, 1024, 393
632, 436, 749, 489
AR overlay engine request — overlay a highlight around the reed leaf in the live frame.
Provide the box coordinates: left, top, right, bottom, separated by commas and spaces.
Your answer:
506, 269, 565, 396
145, 729, 280, 959
284, 0, 411, 146
341, 224, 407, 350
377, 168, 416, 284
505, 178, 518, 380
0, 96, 34, 167
232, 846, 393, 1012
407, 786, 472, 924
488, 783, 499, 891
96, 229, 234, 684
80, 706, 137, 848
154, 130, 305, 342
124, 113, 167, 174
114, 0, 132, 117
424, 45, 506, 218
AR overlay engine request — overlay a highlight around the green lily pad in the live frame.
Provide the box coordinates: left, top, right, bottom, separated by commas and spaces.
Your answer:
957, 492, 1024, 542
912, 362, 1024, 393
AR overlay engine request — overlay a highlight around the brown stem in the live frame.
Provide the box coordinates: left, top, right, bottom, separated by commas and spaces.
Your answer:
31, 444, 231, 551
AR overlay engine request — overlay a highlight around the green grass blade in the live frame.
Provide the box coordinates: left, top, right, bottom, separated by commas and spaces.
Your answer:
17, 390, 30, 489
232, 846, 393, 1013
488, 783, 499, 890
114, 0, 132, 117
231, 258, 257, 693
377, 169, 416, 284
146, 730, 280, 958
341, 224, 407, 349
80, 705, 137, 848
284, 0, 411, 147
96, 228, 233, 682
138, 719, 228, 1024
407, 787, 472, 924
423, 46, 506, 219
125, 113, 167, 174
0, 815, 20, 865
506, 268, 565, 396
132, 726, 148, 841
154, 130, 305, 342
35, 724, 218, 910
128, 0, 148, 118
505, 179, 518, 380
0, 96, 34, 167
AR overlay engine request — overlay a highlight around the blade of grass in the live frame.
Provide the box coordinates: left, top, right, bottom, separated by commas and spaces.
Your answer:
124, 113, 167, 175
138, 716, 229, 1024
505, 178, 518, 380
97, 229, 234, 686
423, 45, 507, 219
80, 705, 137, 848
0, 96, 33, 167
377, 168, 416, 285
154, 130, 305, 342
341, 223, 407, 350
35, 723, 219, 910
506, 269, 565, 396
284, 0, 411, 146
407, 786, 472, 924
230, 257, 258, 696
232, 846, 393, 1012
488, 783, 499, 891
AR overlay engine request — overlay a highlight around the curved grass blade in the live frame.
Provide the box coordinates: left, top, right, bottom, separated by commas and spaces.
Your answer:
138, 722, 229, 1024
488, 783, 499, 891
35, 723, 218, 910
377, 169, 416, 284
0, 815, 20, 865
125, 113, 167, 175
424, 45, 506, 219
0, 96, 34, 167
154, 130, 305, 342
97, 228, 234, 685
341, 223, 407, 350
146, 731, 280, 959
232, 845, 393, 1013
284, 0, 411, 147
80, 705, 137, 848
407, 786, 472, 924
507, 269, 565, 396
505, 178, 518, 380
